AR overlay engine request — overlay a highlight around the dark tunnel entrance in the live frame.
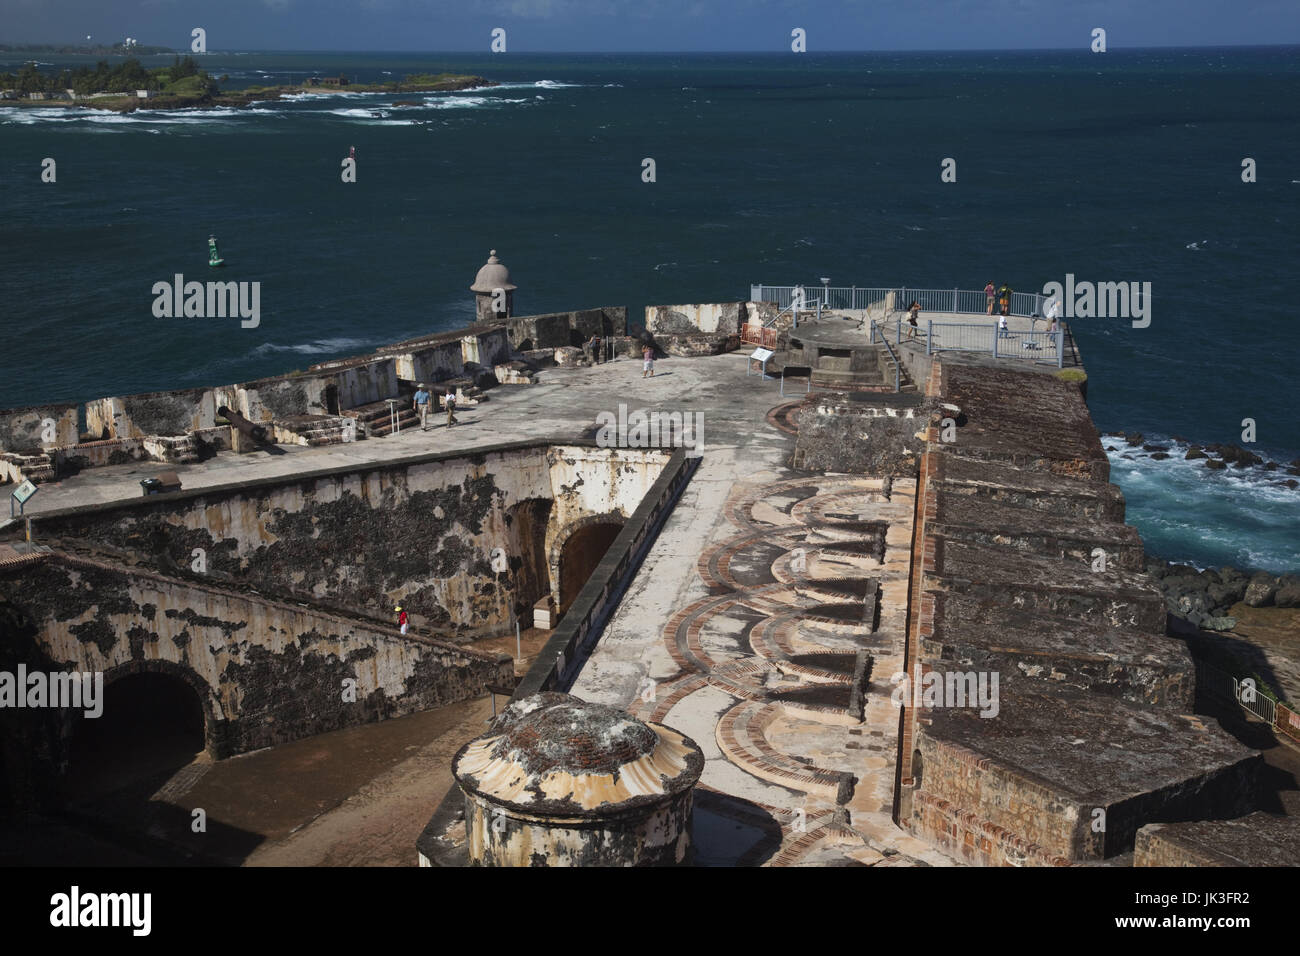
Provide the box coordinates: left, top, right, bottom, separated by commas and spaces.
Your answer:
557, 521, 624, 616
64, 672, 206, 801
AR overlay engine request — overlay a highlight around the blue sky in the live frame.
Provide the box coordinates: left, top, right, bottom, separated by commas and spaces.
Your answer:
2, 0, 1297, 51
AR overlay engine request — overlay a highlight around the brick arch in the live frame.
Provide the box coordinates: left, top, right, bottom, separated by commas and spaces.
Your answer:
549, 513, 626, 616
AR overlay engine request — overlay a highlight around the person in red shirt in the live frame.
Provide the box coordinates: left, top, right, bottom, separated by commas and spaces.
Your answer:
396, 605, 408, 634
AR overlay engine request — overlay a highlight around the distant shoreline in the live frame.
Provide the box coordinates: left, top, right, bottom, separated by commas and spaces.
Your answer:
3, 74, 496, 113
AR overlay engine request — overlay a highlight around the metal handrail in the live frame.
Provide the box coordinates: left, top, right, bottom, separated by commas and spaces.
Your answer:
878, 331, 903, 393
753, 284, 1046, 319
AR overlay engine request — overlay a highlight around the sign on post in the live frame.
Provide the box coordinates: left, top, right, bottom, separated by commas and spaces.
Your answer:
748, 347, 775, 380
10, 478, 38, 517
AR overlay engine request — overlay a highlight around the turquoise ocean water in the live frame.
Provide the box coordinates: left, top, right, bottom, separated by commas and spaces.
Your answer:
1, 49, 1297, 570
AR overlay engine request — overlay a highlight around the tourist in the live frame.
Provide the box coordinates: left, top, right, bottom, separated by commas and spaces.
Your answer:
444, 390, 458, 427
585, 334, 602, 364
1045, 296, 1062, 330
998, 313, 1009, 335
998, 283, 1012, 316
396, 605, 408, 635
907, 300, 921, 340
413, 383, 431, 431
642, 344, 655, 378
984, 281, 996, 314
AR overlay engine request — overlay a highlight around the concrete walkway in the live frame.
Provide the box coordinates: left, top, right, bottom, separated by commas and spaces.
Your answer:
19, 353, 768, 516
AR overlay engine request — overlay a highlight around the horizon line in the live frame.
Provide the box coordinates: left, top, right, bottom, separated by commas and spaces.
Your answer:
4, 42, 1299, 56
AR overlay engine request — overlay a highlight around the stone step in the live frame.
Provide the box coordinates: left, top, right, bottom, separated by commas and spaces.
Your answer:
810, 367, 887, 387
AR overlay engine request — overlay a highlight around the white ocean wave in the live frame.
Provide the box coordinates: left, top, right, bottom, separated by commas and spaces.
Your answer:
421, 95, 528, 110
253, 337, 373, 356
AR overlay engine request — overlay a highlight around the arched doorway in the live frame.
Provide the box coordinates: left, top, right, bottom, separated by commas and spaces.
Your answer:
506, 498, 553, 619
556, 519, 624, 615
65, 670, 207, 800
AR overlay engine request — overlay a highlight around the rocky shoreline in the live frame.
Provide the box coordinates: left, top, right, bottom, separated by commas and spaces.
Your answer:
1148, 557, 1300, 633
1104, 431, 1300, 490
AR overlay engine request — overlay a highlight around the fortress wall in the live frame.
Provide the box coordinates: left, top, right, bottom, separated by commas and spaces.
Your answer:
85, 388, 218, 439
29, 443, 670, 640
235, 374, 330, 421
903, 361, 1261, 864
0, 553, 514, 762
1134, 814, 1300, 867
333, 357, 399, 410
646, 302, 747, 337
395, 340, 464, 384
465, 326, 512, 368
505, 307, 628, 351
0, 404, 79, 454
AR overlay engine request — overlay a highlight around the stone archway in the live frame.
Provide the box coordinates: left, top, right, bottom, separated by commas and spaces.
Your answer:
552, 515, 625, 616
64, 660, 215, 799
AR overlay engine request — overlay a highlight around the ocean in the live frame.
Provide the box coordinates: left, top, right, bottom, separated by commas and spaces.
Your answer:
1, 49, 1298, 571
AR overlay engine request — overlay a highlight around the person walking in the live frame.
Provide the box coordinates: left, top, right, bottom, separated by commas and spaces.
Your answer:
642, 344, 655, 378
907, 300, 921, 340
444, 389, 458, 427
396, 605, 408, 635
998, 283, 1012, 316
413, 383, 431, 431
585, 334, 602, 364
984, 281, 996, 315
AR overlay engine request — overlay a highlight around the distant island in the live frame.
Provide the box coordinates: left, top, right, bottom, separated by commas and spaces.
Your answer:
0, 42, 175, 56
0, 57, 495, 112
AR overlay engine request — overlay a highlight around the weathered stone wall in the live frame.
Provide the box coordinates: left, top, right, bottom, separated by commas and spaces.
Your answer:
0, 404, 79, 454
646, 302, 746, 337
0, 553, 513, 764
913, 702, 1258, 863
900, 361, 1262, 865
461, 790, 696, 867
394, 340, 463, 384
53, 438, 152, 474
1134, 814, 1300, 866
236, 373, 329, 421
30, 443, 668, 641
792, 396, 931, 475
505, 307, 628, 351
86, 389, 217, 440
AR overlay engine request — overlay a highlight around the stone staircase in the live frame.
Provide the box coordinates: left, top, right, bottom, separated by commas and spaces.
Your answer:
142, 434, 200, 464
877, 345, 918, 393
343, 400, 420, 438
272, 415, 357, 447
0, 451, 55, 484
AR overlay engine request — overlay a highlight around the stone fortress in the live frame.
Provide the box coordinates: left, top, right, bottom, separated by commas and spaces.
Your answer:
0, 251, 1295, 866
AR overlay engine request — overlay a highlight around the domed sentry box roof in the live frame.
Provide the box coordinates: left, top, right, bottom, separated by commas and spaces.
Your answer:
469, 249, 516, 293
453, 692, 705, 867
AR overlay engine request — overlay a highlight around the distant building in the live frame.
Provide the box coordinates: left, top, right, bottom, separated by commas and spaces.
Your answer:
28, 92, 45, 100
136, 89, 155, 99
306, 75, 349, 87
0, 90, 19, 100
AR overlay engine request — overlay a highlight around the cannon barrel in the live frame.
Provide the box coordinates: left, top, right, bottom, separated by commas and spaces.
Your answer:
218, 406, 269, 444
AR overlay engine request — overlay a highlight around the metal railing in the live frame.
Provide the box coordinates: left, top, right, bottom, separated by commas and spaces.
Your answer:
923, 321, 1065, 368
878, 330, 903, 392
752, 284, 893, 312
752, 284, 1046, 319
773, 296, 825, 329
1200, 662, 1282, 728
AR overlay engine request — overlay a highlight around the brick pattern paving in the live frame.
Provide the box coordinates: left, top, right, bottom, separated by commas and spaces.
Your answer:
633, 468, 939, 865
